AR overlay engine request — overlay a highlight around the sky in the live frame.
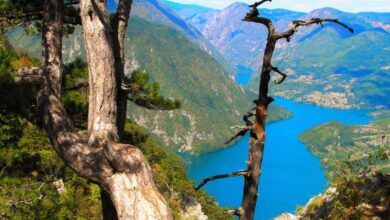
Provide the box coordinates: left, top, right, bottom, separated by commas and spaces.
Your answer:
166, 0, 390, 13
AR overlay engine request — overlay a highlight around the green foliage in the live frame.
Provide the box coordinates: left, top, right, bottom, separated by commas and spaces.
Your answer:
301, 117, 390, 219
0, 47, 100, 219
0, 45, 38, 120
0, 115, 102, 219
24, 22, 42, 35
0, 45, 230, 219
300, 119, 390, 180
126, 71, 181, 110
61, 57, 89, 126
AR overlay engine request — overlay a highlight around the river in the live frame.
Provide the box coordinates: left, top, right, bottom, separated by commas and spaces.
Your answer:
185, 98, 372, 219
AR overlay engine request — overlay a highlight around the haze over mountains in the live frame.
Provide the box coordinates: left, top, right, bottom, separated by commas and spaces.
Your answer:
165, 1, 390, 109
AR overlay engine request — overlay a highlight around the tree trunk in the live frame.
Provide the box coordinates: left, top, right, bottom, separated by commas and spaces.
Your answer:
240, 38, 276, 220
112, 0, 133, 138
41, 0, 64, 97
78, 0, 172, 219
37, 0, 172, 219
79, 0, 118, 145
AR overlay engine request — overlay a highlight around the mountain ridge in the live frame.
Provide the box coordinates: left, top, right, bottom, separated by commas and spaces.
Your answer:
165, 2, 390, 109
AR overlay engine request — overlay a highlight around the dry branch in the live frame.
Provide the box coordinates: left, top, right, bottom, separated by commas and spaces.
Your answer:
225, 208, 243, 216
196, 170, 249, 191
14, 67, 43, 85
62, 81, 88, 91
270, 65, 287, 84
276, 18, 354, 41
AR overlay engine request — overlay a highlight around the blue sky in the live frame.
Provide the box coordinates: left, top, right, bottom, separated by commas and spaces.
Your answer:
166, 0, 390, 12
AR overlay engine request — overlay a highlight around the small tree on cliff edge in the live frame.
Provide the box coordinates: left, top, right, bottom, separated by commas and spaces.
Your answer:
195, 1, 354, 220
1, 0, 179, 219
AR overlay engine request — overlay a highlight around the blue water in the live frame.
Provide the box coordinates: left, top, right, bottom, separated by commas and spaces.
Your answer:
185, 98, 372, 220
235, 65, 254, 85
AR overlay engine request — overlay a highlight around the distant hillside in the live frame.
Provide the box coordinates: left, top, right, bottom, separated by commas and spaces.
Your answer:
300, 110, 390, 178
122, 18, 291, 153
167, 2, 305, 72
162, 0, 216, 20
260, 8, 390, 109
166, 2, 390, 109
7, 17, 291, 154
129, 0, 236, 74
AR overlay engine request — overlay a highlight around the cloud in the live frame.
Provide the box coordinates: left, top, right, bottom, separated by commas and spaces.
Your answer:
166, 0, 390, 12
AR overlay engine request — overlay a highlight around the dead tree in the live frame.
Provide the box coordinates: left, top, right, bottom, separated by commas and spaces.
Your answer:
196, 1, 353, 219
2, 0, 173, 219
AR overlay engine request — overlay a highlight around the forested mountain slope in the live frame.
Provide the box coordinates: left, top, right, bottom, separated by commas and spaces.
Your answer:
167, 2, 390, 109
7, 17, 291, 153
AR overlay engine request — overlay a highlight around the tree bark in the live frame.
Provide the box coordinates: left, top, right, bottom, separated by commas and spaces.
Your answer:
79, 0, 118, 145
237, 2, 353, 219
78, 0, 172, 218
111, 0, 133, 138
37, 0, 172, 219
41, 0, 64, 97
240, 38, 276, 220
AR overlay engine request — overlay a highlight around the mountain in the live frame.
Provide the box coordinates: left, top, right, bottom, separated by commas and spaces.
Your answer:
162, 0, 220, 32
166, 3, 389, 109
169, 2, 305, 72
256, 8, 390, 109
162, 0, 217, 20
7, 16, 291, 154
129, 0, 236, 74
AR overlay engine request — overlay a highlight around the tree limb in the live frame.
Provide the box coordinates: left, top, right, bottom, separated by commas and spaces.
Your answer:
225, 208, 243, 216
249, 0, 272, 8
14, 67, 43, 85
276, 18, 354, 41
225, 127, 251, 145
0, 12, 43, 22
270, 65, 287, 84
64, 0, 80, 6
195, 170, 249, 191
62, 81, 88, 91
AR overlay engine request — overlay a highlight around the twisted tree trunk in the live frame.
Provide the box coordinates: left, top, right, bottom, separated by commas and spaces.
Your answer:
37, 0, 172, 219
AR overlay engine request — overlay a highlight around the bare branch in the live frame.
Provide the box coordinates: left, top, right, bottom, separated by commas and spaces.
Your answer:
249, 0, 272, 8
195, 170, 248, 191
14, 67, 43, 85
243, 107, 256, 126
231, 125, 252, 130
225, 208, 243, 216
64, 0, 80, 6
225, 127, 251, 145
62, 81, 88, 91
270, 65, 287, 84
276, 18, 354, 41
242, 1, 275, 38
